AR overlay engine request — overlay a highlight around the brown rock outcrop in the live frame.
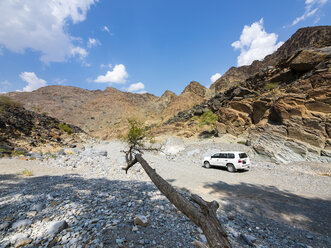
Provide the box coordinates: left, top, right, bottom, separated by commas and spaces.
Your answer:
0, 96, 84, 152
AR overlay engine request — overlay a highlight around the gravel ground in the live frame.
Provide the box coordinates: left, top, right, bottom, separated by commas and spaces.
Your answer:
0, 138, 330, 248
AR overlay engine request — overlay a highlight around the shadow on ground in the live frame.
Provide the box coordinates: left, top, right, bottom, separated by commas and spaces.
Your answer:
203, 180, 331, 237
0, 173, 196, 247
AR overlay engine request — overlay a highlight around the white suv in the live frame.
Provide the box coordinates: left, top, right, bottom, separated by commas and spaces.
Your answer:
203, 152, 250, 172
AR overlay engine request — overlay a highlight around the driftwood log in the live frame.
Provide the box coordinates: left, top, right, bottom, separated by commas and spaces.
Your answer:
124, 154, 232, 248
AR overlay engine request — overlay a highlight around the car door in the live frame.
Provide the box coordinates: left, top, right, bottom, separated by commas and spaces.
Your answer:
219, 153, 228, 167
210, 153, 221, 166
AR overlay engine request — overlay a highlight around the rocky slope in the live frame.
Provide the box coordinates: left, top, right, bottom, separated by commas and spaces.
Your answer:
7, 82, 208, 139
210, 26, 331, 92
0, 96, 85, 156
165, 45, 331, 162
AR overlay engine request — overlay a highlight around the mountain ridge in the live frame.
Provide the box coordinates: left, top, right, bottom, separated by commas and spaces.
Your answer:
2, 26, 331, 163
210, 25, 331, 92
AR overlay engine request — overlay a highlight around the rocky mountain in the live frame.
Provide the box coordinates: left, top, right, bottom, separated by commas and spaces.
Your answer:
165, 45, 331, 162
3, 26, 331, 163
210, 26, 331, 92
0, 96, 85, 156
7, 82, 207, 139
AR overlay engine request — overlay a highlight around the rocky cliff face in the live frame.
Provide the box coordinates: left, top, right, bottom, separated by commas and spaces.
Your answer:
210, 26, 331, 92
0, 96, 85, 154
165, 45, 331, 162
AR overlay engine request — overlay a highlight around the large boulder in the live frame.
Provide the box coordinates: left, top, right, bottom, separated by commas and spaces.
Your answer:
163, 137, 185, 155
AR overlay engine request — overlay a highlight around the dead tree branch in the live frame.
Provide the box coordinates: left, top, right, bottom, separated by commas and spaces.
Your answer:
126, 154, 231, 248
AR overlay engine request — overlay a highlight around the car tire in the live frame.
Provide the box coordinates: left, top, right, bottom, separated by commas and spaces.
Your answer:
204, 161, 211, 168
226, 163, 236, 172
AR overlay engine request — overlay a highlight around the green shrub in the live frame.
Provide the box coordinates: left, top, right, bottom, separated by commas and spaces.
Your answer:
126, 119, 147, 147
199, 110, 218, 127
58, 123, 72, 135
21, 169, 33, 176
264, 82, 279, 90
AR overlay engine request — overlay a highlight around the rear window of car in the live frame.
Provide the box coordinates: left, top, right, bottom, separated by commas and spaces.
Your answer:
239, 153, 248, 158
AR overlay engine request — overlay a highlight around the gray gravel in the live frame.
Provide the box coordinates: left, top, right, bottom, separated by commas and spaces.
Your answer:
0, 137, 330, 247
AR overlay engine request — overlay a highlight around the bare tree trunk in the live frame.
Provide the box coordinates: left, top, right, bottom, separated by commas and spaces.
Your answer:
124, 154, 232, 248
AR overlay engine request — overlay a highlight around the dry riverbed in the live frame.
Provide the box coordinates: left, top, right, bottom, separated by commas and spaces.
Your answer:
0, 138, 330, 248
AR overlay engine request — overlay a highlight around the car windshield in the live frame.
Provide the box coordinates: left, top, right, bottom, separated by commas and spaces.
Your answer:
239, 153, 248, 158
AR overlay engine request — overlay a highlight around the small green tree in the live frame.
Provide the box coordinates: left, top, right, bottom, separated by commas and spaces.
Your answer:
125, 119, 146, 149
122, 118, 153, 163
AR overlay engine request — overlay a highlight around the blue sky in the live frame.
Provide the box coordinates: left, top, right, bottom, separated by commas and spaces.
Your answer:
0, 0, 330, 96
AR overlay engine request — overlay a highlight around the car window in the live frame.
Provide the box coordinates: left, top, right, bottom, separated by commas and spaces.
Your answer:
227, 153, 235, 159
219, 153, 227, 158
211, 153, 221, 158
239, 153, 248, 158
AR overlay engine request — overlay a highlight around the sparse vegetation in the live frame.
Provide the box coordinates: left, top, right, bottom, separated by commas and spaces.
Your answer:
0, 96, 22, 113
20, 169, 34, 176
12, 150, 27, 156
237, 140, 246, 145
199, 110, 218, 127
0, 96, 21, 106
58, 123, 72, 135
264, 82, 279, 90
125, 119, 147, 148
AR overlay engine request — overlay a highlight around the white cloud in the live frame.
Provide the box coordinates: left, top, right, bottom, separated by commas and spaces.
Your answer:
71, 47, 88, 60
0, 0, 97, 63
291, 0, 327, 26
94, 64, 128, 84
210, 73, 222, 83
126, 82, 145, 93
87, 38, 100, 48
103, 26, 110, 33
102, 25, 114, 36
100, 64, 112, 69
20, 72, 47, 92
232, 19, 284, 66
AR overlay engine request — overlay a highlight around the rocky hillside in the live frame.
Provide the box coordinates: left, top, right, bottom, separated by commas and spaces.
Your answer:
0, 96, 85, 156
165, 45, 331, 163
7, 82, 208, 139
3, 26, 331, 163
210, 26, 331, 92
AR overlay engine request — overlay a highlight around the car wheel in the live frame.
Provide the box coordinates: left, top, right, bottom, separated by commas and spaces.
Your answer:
204, 161, 211, 168
226, 163, 236, 172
